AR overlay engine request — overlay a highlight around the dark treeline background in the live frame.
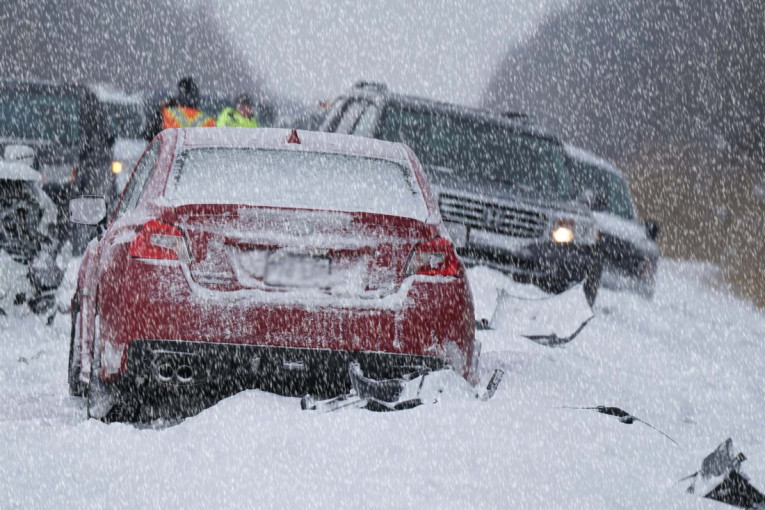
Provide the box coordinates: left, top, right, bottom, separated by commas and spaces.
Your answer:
1, 0, 265, 96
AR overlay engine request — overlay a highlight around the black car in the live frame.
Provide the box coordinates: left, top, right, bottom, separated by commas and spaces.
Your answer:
0, 79, 115, 250
565, 145, 660, 298
321, 82, 602, 304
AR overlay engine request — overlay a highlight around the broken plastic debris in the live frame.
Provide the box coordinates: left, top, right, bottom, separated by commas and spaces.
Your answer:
684, 438, 765, 508
490, 284, 594, 345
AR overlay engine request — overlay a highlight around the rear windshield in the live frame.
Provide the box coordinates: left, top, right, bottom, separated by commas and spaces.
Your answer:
166, 148, 429, 220
568, 160, 636, 220
379, 108, 571, 197
0, 90, 80, 145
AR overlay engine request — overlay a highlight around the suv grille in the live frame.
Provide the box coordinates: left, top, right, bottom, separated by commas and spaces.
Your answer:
439, 194, 547, 239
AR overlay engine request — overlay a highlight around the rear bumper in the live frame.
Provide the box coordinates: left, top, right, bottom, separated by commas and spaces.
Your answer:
97, 254, 476, 382
110, 339, 446, 416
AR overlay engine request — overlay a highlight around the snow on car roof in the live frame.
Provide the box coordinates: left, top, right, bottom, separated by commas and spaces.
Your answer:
178, 128, 410, 165
564, 144, 623, 177
90, 84, 143, 105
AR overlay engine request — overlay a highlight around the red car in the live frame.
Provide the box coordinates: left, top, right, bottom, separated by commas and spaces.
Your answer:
67, 128, 477, 420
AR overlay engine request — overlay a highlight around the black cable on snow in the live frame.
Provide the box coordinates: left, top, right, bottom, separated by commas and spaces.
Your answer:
560, 405, 680, 447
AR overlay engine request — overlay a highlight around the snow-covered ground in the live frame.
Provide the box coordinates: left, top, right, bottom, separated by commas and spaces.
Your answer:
1, 260, 763, 508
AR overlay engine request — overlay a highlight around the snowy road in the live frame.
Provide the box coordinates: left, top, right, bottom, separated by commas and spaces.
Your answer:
1, 260, 763, 508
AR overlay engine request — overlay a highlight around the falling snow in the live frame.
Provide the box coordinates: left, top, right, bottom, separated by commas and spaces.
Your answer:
1, 0, 764, 508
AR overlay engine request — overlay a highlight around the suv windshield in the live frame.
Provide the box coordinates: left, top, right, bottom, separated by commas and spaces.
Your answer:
101, 102, 143, 139
0, 90, 80, 145
166, 148, 429, 221
379, 107, 571, 197
568, 160, 635, 220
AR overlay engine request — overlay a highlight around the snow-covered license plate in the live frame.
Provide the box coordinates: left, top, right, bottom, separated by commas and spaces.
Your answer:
264, 252, 332, 287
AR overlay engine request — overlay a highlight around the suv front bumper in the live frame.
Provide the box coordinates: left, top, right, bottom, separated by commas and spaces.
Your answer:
458, 239, 601, 287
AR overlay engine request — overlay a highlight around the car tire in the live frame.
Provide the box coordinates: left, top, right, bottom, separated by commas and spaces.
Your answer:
86, 314, 110, 419
86, 313, 138, 423
68, 300, 86, 397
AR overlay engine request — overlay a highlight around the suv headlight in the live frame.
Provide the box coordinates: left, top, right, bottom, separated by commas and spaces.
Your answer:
552, 220, 575, 243
551, 218, 599, 245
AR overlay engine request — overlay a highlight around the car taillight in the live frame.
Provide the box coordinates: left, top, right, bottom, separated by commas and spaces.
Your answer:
129, 219, 189, 262
405, 237, 461, 277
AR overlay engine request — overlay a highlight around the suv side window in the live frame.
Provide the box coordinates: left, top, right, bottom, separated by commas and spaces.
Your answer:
116, 141, 159, 218
335, 100, 368, 134
319, 98, 347, 132
352, 104, 381, 137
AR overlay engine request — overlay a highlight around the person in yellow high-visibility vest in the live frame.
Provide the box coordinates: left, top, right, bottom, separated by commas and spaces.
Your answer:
143, 77, 215, 140
216, 94, 259, 128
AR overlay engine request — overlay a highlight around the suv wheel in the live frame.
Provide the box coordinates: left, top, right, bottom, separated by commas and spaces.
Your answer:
538, 270, 600, 307
583, 269, 600, 307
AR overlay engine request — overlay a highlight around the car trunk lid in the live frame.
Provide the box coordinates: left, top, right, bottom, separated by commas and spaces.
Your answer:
171, 204, 433, 297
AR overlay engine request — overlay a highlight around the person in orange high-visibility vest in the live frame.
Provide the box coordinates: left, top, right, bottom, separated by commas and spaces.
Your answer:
143, 77, 215, 140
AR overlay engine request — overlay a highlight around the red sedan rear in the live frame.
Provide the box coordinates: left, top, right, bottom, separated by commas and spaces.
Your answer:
68, 128, 476, 420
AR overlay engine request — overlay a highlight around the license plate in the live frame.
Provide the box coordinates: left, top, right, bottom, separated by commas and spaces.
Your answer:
264, 252, 332, 288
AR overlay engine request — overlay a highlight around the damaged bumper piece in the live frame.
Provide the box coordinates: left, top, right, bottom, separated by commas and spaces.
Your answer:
301, 363, 505, 413
479, 283, 594, 346
684, 438, 765, 509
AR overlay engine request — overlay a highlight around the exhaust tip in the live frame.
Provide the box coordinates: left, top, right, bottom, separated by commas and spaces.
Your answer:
176, 365, 194, 383
156, 363, 175, 382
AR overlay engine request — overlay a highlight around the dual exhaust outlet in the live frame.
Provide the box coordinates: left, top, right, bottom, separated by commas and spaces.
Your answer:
154, 359, 196, 384
153, 351, 296, 385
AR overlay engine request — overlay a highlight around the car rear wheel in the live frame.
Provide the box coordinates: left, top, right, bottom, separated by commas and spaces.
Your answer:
67, 300, 86, 397
86, 314, 138, 422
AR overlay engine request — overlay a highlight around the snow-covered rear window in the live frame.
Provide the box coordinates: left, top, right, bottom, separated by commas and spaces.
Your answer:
166, 148, 429, 220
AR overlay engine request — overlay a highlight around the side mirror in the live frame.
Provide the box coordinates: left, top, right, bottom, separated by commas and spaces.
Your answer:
645, 219, 660, 241
69, 196, 107, 225
577, 189, 608, 212
4, 144, 35, 164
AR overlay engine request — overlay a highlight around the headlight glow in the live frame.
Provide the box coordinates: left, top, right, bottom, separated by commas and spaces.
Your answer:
111, 160, 123, 174
552, 219, 575, 243
552, 226, 575, 243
